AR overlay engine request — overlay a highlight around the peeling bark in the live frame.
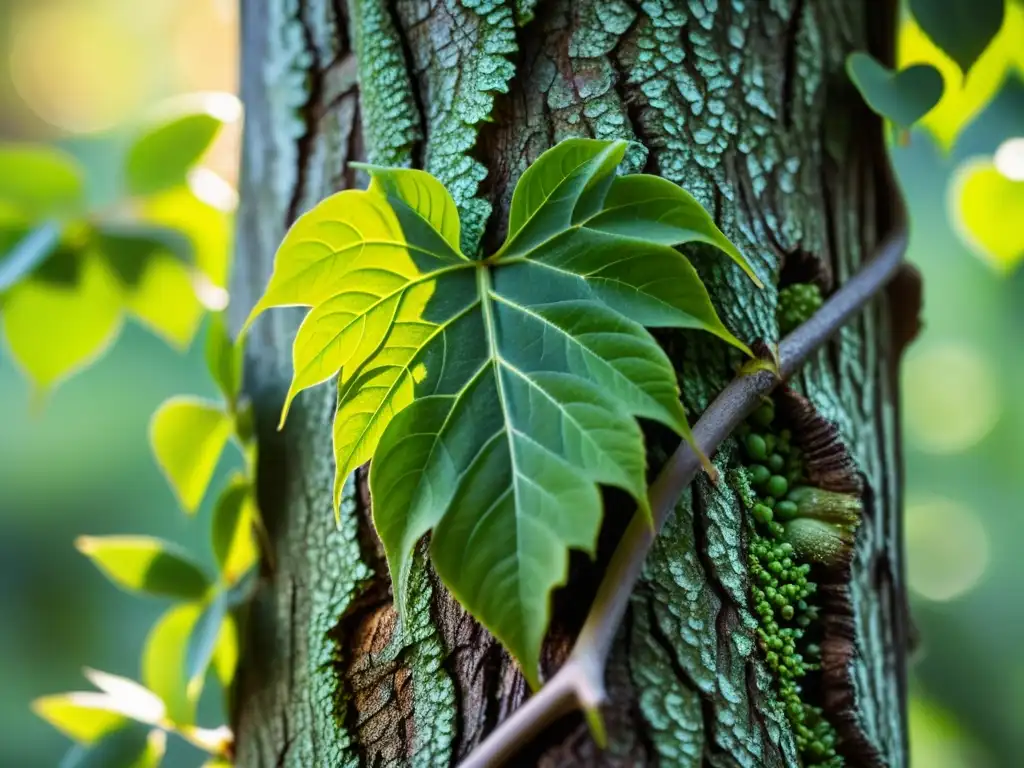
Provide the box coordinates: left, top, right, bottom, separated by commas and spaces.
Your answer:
230, 1, 909, 765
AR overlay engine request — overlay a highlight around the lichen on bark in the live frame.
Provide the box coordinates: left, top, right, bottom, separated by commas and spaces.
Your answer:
231, 0, 909, 765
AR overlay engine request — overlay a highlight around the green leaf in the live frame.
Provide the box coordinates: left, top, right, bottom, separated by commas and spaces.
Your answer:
59, 724, 165, 768
846, 52, 944, 127
909, 0, 1004, 75
142, 604, 204, 726
150, 397, 234, 513
95, 224, 204, 348
139, 187, 232, 290
32, 693, 127, 744
211, 474, 259, 583
248, 138, 754, 684
76, 535, 211, 600
0, 220, 62, 292
205, 313, 243, 405
185, 593, 228, 689
951, 157, 1024, 273
0, 144, 84, 216
2, 249, 123, 393
125, 93, 240, 197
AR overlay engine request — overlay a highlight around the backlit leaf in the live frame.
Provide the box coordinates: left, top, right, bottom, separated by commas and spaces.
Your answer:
950, 158, 1024, 273
76, 535, 211, 600
248, 139, 754, 684
0, 144, 84, 216
205, 313, 243, 406
139, 187, 232, 289
32, 693, 127, 744
185, 593, 227, 689
909, 0, 1004, 76
81, 669, 166, 726
210, 474, 258, 583
846, 52, 944, 127
2, 249, 123, 393
125, 93, 240, 197
150, 397, 234, 513
142, 604, 204, 726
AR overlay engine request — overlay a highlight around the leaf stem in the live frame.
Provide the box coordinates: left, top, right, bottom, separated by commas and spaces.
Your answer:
457, 227, 909, 768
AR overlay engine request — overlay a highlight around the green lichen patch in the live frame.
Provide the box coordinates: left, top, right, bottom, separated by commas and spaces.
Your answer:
733, 398, 852, 768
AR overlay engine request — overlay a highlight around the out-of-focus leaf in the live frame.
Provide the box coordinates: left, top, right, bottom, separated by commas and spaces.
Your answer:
59, 723, 164, 768
0, 144, 84, 215
150, 397, 234, 513
846, 53, 944, 127
951, 158, 1024, 273
212, 611, 239, 690
125, 93, 240, 197
82, 669, 167, 726
76, 535, 211, 600
96, 225, 203, 347
142, 604, 203, 726
32, 693, 127, 743
185, 593, 227, 689
899, 5, 1024, 150
205, 313, 243, 405
909, 0, 1004, 76
139, 187, 232, 289
0, 221, 62, 292
211, 474, 258, 583
1, 250, 123, 393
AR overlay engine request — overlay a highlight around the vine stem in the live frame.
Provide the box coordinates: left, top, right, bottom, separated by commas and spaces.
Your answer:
458, 228, 909, 768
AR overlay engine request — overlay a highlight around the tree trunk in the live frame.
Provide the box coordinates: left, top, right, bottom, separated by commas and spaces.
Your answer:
230, 0, 910, 765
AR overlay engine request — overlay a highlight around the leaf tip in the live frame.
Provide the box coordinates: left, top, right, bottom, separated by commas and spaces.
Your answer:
583, 705, 608, 749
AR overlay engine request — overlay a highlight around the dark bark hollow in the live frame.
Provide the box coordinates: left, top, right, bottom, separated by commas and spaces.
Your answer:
230, 0, 910, 765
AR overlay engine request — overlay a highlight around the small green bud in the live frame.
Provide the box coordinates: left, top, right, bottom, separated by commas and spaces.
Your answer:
753, 503, 773, 523
767, 475, 789, 498
764, 434, 777, 453
775, 500, 799, 520
749, 464, 771, 486
787, 486, 862, 526
768, 453, 786, 472
745, 433, 768, 460
752, 403, 774, 428
783, 518, 855, 566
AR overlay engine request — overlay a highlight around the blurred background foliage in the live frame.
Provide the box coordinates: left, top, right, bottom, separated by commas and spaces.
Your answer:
0, 0, 1020, 765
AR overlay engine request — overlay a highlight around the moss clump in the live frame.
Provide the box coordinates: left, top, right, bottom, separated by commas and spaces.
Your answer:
733, 399, 844, 767
778, 283, 824, 335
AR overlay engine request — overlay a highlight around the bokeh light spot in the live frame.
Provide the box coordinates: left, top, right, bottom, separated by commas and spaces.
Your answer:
903, 343, 1000, 453
905, 497, 989, 602
994, 137, 1024, 181
9, 3, 149, 133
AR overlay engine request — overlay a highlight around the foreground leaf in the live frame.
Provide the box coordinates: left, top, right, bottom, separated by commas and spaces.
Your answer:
909, 0, 1004, 76
846, 52, 944, 127
125, 93, 240, 197
76, 535, 211, 600
249, 138, 754, 684
2, 250, 123, 393
59, 724, 165, 768
0, 144, 84, 216
150, 397, 234, 513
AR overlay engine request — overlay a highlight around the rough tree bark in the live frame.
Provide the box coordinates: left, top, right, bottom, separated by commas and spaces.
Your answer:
230, 0, 911, 765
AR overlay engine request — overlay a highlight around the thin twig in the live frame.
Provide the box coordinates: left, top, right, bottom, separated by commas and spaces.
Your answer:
459, 228, 909, 768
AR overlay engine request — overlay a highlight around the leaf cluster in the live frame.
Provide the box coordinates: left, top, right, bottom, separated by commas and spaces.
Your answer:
0, 93, 238, 396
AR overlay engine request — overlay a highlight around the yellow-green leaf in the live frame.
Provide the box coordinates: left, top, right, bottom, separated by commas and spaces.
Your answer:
142, 603, 203, 726
210, 474, 258, 583
32, 693, 127, 744
76, 535, 211, 600
2, 249, 122, 393
205, 313, 244, 406
139, 187, 232, 289
0, 144, 84, 216
150, 397, 234, 513
951, 158, 1024, 273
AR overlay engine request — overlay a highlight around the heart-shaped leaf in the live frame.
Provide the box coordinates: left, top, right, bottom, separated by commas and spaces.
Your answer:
950, 157, 1024, 273
76, 535, 212, 600
125, 93, 241, 197
150, 397, 234, 514
247, 138, 755, 685
846, 52, 944, 127
909, 0, 1004, 76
